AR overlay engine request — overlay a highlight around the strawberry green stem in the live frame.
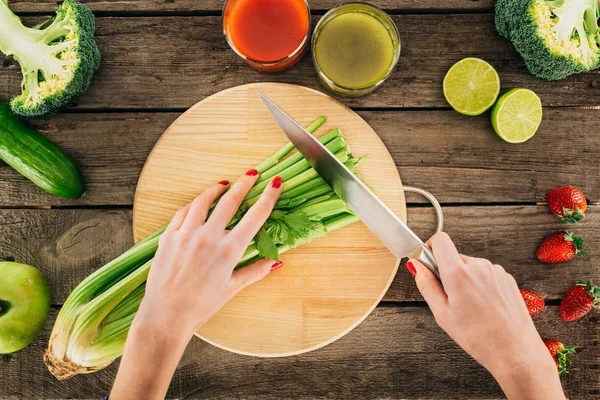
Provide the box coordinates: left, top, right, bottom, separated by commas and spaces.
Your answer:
577, 281, 600, 302
565, 231, 588, 256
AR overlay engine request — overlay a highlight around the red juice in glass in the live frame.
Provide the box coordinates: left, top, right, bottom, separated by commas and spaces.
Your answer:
223, 0, 310, 72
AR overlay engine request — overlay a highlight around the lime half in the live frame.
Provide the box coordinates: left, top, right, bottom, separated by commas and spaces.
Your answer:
443, 58, 501, 116
491, 88, 542, 143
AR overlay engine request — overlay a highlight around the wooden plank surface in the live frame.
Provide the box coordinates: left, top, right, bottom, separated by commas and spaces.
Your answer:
7, 0, 494, 13
0, 108, 596, 207
1, 3, 599, 399
3, 205, 597, 305
0, 113, 174, 207
3, 305, 598, 399
2, 15, 600, 110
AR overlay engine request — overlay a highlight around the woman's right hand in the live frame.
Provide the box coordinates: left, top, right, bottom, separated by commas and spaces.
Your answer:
408, 233, 565, 400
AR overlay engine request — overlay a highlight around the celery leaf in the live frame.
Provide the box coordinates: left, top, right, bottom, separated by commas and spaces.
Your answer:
255, 226, 279, 261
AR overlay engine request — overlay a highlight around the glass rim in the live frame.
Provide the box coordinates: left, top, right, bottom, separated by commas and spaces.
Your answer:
312, 2, 401, 92
223, 0, 311, 66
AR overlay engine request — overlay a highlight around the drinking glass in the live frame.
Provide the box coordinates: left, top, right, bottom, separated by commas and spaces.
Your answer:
312, 3, 401, 96
223, 0, 311, 72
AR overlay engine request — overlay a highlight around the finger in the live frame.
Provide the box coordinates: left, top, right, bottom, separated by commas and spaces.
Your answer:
165, 204, 192, 233
461, 254, 494, 266
502, 272, 531, 317
230, 259, 282, 294
207, 170, 260, 229
428, 232, 464, 282
180, 181, 230, 232
231, 176, 283, 245
459, 254, 476, 264
409, 259, 448, 318
502, 270, 522, 299
492, 263, 506, 274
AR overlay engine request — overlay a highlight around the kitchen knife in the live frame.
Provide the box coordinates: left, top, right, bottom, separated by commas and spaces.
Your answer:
258, 93, 440, 280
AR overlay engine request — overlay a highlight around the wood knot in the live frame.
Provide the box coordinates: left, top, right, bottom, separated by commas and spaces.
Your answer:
53, 218, 113, 260
591, 80, 598, 88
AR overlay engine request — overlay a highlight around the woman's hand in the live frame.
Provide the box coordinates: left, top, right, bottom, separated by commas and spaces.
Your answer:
135, 170, 283, 338
407, 232, 564, 400
111, 170, 283, 400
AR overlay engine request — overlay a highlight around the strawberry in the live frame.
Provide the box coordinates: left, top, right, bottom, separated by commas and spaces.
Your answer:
536, 231, 587, 264
560, 281, 600, 322
520, 289, 545, 317
543, 339, 575, 374
547, 186, 587, 223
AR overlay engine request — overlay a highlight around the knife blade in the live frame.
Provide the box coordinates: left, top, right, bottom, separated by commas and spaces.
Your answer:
258, 93, 440, 280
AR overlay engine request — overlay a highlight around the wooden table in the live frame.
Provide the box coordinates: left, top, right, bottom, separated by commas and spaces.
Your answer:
1, 1, 599, 398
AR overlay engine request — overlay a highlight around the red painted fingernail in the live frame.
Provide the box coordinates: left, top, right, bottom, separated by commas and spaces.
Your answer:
271, 261, 284, 271
406, 261, 417, 277
271, 176, 283, 189
218, 180, 230, 186
245, 169, 258, 176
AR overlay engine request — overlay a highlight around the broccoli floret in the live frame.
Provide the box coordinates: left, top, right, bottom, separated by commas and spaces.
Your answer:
495, 0, 600, 80
0, 0, 100, 118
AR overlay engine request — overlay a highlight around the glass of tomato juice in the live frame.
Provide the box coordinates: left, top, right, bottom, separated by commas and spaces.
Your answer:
223, 0, 311, 72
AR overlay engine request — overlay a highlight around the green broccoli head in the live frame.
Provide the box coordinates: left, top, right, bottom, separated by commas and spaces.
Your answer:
495, 0, 600, 80
0, 0, 100, 118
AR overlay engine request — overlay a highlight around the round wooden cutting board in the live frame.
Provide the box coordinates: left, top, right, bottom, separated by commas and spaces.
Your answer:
133, 83, 406, 357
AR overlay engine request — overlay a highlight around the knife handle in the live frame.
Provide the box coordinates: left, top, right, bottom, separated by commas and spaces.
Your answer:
408, 244, 441, 281
403, 186, 444, 282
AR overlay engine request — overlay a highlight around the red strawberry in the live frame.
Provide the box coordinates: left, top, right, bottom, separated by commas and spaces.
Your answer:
536, 231, 587, 264
543, 339, 575, 374
519, 289, 545, 317
560, 281, 600, 322
547, 186, 587, 223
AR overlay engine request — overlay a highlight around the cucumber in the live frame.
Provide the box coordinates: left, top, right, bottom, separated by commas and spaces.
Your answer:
0, 103, 85, 199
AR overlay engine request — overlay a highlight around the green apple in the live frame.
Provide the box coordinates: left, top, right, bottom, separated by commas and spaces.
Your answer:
0, 261, 51, 353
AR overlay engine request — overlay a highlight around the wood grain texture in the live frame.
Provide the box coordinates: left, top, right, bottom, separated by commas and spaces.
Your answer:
0, 113, 175, 207
0, 208, 134, 303
7, 0, 494, 13
2, 206, 597, 305
3, 305, 598, 399
0, 4, 597, 399
133, 83, 406, 357
0, 107, 596, 207
368, 108, 600, 205
2, 15, 600, 110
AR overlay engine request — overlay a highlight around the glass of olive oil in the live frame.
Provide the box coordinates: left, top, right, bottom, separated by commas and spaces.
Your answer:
312, 3, 400, 97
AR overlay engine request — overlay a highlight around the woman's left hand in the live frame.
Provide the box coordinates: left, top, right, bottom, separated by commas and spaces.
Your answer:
136, 170, 284, 339
111, 170, 283, 400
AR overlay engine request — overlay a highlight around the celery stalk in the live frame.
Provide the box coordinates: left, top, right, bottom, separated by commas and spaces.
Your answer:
45, 122, 364, 380
257, 128, 342, 182
255, 116, 326, 173
237, 198, 355, 267
243, 148, 349, 206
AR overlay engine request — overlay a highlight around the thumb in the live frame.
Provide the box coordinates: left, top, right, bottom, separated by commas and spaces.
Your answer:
408, 259, 448, 317
231, 259, 283, 293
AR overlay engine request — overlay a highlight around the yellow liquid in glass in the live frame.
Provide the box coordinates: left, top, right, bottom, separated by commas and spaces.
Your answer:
314, 12, 395, 89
